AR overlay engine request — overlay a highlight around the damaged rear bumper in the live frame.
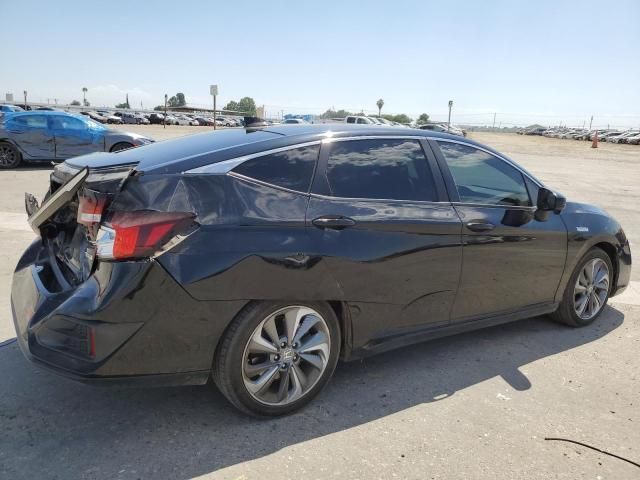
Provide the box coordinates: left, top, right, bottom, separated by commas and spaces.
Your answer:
11, 237, 243, 387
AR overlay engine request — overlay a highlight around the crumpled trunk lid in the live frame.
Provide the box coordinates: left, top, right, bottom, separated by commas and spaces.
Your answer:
25, 163, 135, 288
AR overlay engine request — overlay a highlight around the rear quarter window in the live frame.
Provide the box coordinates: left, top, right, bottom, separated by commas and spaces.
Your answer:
232, 144, 320, 193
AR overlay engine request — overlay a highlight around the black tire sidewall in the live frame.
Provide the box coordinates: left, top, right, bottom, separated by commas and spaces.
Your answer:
215, 301, 341, 417
561, 248, 613, 326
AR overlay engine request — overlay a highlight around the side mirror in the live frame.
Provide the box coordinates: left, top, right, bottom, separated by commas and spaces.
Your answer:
537, 188, 566, 214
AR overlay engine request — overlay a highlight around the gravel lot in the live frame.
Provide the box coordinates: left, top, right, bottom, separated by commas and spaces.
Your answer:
0, 129, 638, 479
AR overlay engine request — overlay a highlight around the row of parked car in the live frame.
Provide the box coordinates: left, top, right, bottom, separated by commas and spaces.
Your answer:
544, 128, 640, 144
81, 110, 245, 128
518, 125, 640, 145
0, 104, 245, 128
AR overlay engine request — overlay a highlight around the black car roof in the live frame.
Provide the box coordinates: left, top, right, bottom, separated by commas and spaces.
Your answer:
66, 123, 512, 177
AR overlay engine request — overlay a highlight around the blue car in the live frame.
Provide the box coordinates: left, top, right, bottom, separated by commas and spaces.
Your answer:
0, 111, 154, 168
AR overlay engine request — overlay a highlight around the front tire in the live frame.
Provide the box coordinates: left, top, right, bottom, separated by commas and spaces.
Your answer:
551, 247, 612, 327
213, 301, 340, 417
0, 142, 22, 168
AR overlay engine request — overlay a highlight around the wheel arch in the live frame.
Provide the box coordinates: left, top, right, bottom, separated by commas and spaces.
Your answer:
592, 241, 619, 291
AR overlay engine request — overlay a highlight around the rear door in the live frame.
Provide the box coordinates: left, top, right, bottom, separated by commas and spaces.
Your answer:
307, 136, 463, 349
49, 115, 104, 159
431, 139, 567, 321
5, 114, 54, 159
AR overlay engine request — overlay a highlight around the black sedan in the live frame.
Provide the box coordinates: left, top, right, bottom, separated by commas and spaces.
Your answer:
0, 111, 154, 168
11, 125, 632, 416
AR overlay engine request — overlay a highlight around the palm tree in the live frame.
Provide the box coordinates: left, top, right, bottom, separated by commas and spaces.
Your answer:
82, 87, 88, 106
376, 98, 384, 118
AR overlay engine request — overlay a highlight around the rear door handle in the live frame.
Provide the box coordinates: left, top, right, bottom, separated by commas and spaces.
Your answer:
312, 215, 356, 230
465, 221, 495, 232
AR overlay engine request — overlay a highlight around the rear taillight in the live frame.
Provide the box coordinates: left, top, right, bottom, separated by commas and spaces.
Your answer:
96, 211, 195, 260
77, 194, 108, 226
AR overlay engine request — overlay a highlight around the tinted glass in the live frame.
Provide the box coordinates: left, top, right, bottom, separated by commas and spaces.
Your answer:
233, 144, 320, 192
356, 118, 368, 124
437, 142, 531, 206
346, 117, 355, 123
13, 115, 47, 128
326, 139, 437, 201
50, 116, 87, 130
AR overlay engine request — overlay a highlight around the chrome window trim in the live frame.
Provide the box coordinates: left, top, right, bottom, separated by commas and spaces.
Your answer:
308, 191, 451, 206
433, 137, 545, 188
183, 140, 322, 175
227, 171, 310, 196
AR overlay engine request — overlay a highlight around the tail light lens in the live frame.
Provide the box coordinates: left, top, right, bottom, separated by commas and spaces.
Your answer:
96, 211, 196, 260
77, 193, 108, 227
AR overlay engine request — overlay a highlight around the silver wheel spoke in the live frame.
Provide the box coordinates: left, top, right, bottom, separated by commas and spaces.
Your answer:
248, 330, 278, 354
299, 352, 324, 370
575, 294, 589, 316
574, 283, 587, 294
276, 369, 290, 402
298, 331, 330, 358
246, 365, 279, 395
293, 315, 321, 344
263, 316, 280, 346
284, 307, 314, 344
244, 360, 279, 377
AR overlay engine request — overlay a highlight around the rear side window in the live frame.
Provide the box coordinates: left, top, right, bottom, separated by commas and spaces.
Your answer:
325, 139, 437, 201
346, 117, 355, 124
233, 144, 320, 193
12, 115, 47, 128
437, 142, 531, 206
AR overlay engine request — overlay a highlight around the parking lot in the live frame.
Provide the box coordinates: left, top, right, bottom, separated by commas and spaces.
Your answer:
0, 130, 639, 479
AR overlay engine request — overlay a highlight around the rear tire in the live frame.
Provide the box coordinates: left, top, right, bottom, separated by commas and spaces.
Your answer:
551, 247, 612, 327
110, 142, 134, 152
213, 301, 340, 417
0, 142, 21, 168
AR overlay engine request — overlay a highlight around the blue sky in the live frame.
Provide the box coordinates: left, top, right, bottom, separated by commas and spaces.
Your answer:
1, 0, 638, 127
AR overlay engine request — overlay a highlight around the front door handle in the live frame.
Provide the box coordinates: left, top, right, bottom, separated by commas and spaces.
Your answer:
312, 215, 356, 230
466, 221, 495, 232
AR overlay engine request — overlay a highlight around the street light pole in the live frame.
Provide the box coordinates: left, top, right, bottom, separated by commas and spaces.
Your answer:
447, 100, 453, 132
164, 94, 168, 129
23, 90, 27, 109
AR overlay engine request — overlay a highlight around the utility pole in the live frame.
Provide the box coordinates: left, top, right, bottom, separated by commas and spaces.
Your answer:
492, 112, 496, 129
23, 90, 27, 109
447, 100, 453, 132
163, 94, 168, 129
589, 116, 593, 130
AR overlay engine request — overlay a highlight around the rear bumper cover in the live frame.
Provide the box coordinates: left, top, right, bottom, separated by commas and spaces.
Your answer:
11, 238, 246, 386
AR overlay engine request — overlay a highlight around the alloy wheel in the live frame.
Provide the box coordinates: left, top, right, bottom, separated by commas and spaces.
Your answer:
0, 144, 17, 167
573, 258, 609, 320
242, 306, 331, 406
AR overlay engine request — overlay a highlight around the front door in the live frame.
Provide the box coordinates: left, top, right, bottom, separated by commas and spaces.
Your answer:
307, 137, 463, 350
432, 139, 567, 321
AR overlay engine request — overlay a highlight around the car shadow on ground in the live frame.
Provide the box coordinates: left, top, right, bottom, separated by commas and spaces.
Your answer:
0, 307, 624, 479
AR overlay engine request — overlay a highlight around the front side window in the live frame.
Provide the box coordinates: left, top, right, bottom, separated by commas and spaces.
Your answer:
346, 117, 355, 124
437, 142, 531, 206
232, 144, 320, 192
325, 139, 437, 201
50, 116, 87, 131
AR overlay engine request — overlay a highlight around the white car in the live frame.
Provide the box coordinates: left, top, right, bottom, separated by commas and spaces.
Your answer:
609, 131, 640, 144
345, 115, 377, 125
626, 133, 640, 145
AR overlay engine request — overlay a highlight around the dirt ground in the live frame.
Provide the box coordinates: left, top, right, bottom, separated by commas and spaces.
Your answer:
0, 129, 638, 480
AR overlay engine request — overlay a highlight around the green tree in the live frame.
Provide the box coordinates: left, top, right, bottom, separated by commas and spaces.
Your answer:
224, 100, 239, 112
321, 108, 352, 119
70, 100, 81, 106
383, 113, 413, 124
416, 113, 430, 125
167, 92, 186, 107
237, 97, 257, 115
153, 105, 164, 111
376, 98, 384, 118
115, 102, 129, 109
